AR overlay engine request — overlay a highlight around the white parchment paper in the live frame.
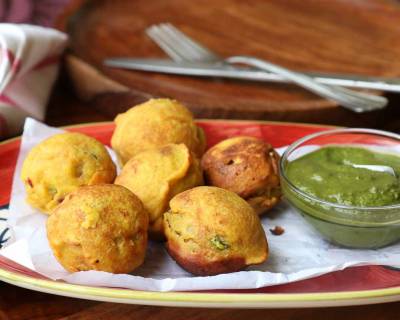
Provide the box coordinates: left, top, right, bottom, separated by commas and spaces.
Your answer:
2, 118, 400, 291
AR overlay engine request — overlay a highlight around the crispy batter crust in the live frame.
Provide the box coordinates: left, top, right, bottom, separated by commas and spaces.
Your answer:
111, 98, 206, 164
163, 186, 268, 276
115, 144, 204, 240
21, 132, 116, 214
201, 136, 281, 214
47, 184, 149, 274
166, 240, 247, 276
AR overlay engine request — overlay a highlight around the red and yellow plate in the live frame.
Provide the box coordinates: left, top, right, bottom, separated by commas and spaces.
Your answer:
1, 120, 400, 308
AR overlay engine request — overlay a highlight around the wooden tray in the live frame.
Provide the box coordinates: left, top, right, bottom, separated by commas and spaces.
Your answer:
56, 0, 400, 126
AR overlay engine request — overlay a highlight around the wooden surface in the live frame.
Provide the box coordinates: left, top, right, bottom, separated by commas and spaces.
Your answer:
55, 0, 400, 127
43, 66, 400, 133
2, 280, 400, 320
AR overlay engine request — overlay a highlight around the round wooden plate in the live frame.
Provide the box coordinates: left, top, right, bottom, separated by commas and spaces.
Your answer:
56, 0, 400, 126
1, 120, 400, 308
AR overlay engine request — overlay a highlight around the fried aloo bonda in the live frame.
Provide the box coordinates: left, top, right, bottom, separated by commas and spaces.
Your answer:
111, 98, 206, 165
47, 184, 149, 273
201, 136, 281, 215
164, 186, 268, 276
21, 132, 116, 214
115, 143, 203, 240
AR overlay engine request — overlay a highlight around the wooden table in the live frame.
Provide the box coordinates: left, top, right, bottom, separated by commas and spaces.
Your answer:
59, 0, 400, 127
2, 280, 400, 320
2, 72, 400, 319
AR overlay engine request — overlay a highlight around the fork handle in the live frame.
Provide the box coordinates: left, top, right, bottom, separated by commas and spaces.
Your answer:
226, 56, 388, 113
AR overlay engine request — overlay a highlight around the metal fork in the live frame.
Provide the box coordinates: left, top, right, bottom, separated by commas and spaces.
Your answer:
146, 23, 388, 113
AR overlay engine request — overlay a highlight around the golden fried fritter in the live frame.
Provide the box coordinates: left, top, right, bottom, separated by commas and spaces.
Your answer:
21, 132, 116, 214
164, 186, 268, 276
115, 144, 203, 240
201, 136, 281, 215
47, 184, 149, 274
111, 98, 206, 164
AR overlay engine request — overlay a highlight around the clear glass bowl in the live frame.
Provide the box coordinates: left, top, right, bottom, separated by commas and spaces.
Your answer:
280, 128, 400, 249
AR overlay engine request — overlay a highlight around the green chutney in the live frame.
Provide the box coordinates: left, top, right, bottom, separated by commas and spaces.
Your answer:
286, 146, 400, 207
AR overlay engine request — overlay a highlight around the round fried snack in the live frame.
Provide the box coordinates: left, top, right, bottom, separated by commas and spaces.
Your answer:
115, 144, 203, 240
164, 186, 268, 276
47, 184, 149, 274
201, 136, 281, 215
111, 98, 206, 165
21, 132, 116, 214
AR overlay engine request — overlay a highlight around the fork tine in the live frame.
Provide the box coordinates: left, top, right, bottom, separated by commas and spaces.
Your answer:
146, 26, 186, 62
147, 25, 195, 61
147, 23, 220, 62
162, 23, 220, 61
157, 23, 206, 61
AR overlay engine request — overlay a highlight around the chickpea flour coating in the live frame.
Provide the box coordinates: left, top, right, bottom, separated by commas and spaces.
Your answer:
47, 184, 149, 274
115, 143, 203, 240
21, 132, 116, 214
164, 186, 268, 276
111, 98, 206, 165
202, 136, 281, 215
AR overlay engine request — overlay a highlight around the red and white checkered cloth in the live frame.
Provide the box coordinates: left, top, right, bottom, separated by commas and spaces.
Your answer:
0, 24, 67, 138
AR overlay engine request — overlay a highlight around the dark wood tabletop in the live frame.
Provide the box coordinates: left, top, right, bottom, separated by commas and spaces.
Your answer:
44, 66, 400, 131
1, 70, 400, 319
58, 0, 400, 127
2, 279, 400, 320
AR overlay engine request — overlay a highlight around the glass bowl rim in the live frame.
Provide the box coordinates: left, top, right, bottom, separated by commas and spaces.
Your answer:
279, 127, 400, 211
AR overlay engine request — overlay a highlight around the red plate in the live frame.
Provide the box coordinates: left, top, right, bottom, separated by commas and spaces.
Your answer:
1, 120, 400, 306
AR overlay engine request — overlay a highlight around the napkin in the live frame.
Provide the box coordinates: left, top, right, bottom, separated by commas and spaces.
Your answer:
0, 23, 67, 138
